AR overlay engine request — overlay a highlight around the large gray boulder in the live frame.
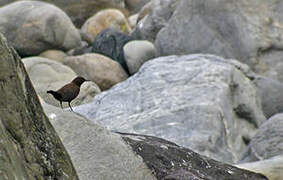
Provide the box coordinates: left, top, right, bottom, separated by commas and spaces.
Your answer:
0, 1, 81, 56
75, 54, 266, 163
243, 113, 283, 162
133, 0, 283, 82
43, 103, 267, 180
0, 33, 78, 179
43, 103, 156, 180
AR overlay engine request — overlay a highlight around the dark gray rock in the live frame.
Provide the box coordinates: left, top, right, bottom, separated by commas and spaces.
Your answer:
253, 76, 283, 118
0, 1, 81, 56
243, 113, 283, 162
91, 28, 134, 74
0, 33, 78, 179
75, 54, 266, 163
119, 133, 267, 180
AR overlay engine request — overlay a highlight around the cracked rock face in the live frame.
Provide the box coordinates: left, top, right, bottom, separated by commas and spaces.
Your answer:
0, 33, 78, 179
75, 54, 266, 163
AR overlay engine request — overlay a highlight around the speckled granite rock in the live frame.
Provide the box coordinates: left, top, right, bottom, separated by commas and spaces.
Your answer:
75, 54, 266, 163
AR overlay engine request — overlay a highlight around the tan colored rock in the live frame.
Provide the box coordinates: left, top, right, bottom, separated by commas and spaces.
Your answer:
22, 57, 100, 108
64, 53, 129, 90
39, 49, 67, 63
236, 155, 283, 180
128, 13, 139, 28
81, 9, 131, 42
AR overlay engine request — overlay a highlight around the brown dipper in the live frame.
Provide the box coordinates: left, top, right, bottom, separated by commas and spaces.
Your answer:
47, 76, 89, 111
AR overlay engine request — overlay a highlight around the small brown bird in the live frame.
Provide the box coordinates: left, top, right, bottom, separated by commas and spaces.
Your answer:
47, 76, 89, 111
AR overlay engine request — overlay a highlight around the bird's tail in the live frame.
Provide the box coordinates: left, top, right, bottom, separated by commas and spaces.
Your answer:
47, 90, 62, 99
47, 90, 53, 94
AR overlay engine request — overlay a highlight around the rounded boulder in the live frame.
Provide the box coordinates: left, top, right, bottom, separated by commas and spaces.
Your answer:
123, 40, 157, 74
0, 1, 81, 56
63, 53, 129, 90
81, 9, 131, 42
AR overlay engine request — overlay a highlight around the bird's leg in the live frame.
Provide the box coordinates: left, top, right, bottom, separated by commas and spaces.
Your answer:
68, 102, 73, 112
60, 101, 63, 109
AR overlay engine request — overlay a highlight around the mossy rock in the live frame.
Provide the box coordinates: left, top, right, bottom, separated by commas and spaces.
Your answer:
0, 33, 78, 180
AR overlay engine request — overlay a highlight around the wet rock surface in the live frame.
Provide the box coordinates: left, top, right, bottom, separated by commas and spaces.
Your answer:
119, 132, 267, 180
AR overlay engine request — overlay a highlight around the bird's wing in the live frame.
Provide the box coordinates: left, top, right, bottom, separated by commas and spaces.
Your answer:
57, 83, 80, 102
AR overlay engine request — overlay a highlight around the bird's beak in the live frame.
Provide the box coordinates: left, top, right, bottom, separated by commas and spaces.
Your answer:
86, 80, 91, 82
